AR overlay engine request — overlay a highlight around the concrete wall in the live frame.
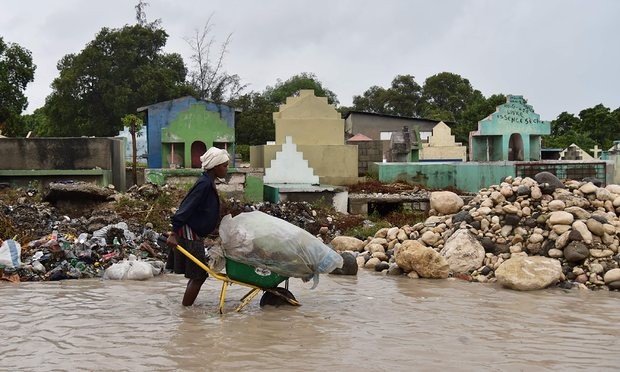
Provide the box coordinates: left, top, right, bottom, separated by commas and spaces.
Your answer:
376, 161, 517, 193
348, 140, 383, 175
0, 138, 126, 190
258, 144, 358, 185
375, 160, 618, 193
344, 112, 443, 139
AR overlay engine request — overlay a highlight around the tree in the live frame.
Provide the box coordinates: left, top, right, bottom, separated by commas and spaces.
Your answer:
0, 37, 36, 136
43, 23, 193, 137
229, 92, 277, 145
420, 72, 484, 124
121, 113, 144, 185
542, 128, 596, 152
384, 74, 423, 117
185, 14, 246, 103
550, 111, 581, 137
349, 74, 423, 117
578, 104, 619, 150
264, 72, 338, 106
454, 94, 506, 144
350, 85, 390, 114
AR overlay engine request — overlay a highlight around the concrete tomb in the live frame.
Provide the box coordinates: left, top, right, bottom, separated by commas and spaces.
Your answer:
469, 95, 550, 162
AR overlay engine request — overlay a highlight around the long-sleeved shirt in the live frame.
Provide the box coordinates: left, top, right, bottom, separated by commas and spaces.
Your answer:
171, 172, 220, 238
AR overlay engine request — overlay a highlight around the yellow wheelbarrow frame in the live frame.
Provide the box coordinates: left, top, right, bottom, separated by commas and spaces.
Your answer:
174, 244, 300, 314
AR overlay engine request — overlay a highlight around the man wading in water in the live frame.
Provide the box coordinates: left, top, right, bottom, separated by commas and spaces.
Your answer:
166, 147, 229, 306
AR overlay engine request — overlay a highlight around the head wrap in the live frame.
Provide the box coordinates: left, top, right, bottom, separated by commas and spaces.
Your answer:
200, 147, 230, 170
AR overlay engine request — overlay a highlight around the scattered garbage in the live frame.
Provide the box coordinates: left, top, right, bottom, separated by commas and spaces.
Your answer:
0, 222, 168, 282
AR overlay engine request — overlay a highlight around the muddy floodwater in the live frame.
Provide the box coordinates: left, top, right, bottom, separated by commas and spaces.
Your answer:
2, 271, 619, 371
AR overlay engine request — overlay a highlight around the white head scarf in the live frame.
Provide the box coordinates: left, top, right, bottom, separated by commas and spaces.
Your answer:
200, 147, 230, 170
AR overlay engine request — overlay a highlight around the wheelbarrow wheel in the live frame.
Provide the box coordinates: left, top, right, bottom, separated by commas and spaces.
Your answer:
260, 287, 297, 307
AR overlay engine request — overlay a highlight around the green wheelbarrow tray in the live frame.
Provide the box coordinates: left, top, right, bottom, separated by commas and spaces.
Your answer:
173, 244, 299, 313
225, 258, 288, 288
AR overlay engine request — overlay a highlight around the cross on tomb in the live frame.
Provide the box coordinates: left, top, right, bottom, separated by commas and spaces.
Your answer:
590, 145, 601, 158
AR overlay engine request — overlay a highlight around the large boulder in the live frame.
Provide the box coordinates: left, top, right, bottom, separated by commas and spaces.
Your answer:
495, 255, 562, 291
430, 191, 464, 215
330, 252, 358, 275
439, 229, 485, 274
534, 172, 564, 194
330, 236, 365, 252
394, 240, 449, 279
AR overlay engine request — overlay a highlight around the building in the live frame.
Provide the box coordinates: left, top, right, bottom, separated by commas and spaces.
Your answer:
137, 96, 237, 169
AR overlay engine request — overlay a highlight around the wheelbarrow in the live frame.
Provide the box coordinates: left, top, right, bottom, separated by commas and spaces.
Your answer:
173, 244, 300, 314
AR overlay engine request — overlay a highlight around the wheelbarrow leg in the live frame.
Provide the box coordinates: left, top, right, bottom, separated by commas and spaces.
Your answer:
239, 288, 258, 302
218, 281, 229, 314
234, 288, 261, 312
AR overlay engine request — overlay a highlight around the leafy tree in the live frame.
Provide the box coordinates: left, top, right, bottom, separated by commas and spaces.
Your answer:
350, 85, 390, 114
43, 23, 193, 137
122, 113, 144, 185
185, 14, 246, 103
349, 75, 422, 117
384, 74, 423, 117
229, 92, 276, 145
264, 72, 338, 106
578, 104, 619, 150
542, 129, 597, 152
14, 108, 49, 137
550, 111, 581, 137
454, 94, 506, 144
0, 37, 36, 136
420, 72, 484, 124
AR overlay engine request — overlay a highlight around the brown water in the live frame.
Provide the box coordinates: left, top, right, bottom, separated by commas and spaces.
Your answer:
2, 271, 619, 371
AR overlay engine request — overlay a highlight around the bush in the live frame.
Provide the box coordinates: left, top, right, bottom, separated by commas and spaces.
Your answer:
236, 145, 250, 162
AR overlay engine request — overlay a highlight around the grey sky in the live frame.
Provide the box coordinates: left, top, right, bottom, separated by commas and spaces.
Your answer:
2, 0, 619, 120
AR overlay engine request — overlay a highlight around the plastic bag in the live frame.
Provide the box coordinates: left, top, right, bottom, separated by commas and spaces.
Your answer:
125, 260, 154, 280
0, 239, 22, 269
103, 257, 156, 280
219, 211, 343, 288
103, 260, 131, 280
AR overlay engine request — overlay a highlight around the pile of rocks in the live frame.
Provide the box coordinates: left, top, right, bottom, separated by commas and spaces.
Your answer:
331, 172, 620, 291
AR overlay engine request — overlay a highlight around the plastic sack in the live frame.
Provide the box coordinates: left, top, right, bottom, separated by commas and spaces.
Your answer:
103, 256, 154, 280
125, 260, 154, 280
103, 260, 131, 280
0, 239, 22, 269
219, 211, 343, 288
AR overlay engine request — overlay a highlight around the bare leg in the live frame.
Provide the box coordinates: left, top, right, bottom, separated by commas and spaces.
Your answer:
182, 278, 206, 306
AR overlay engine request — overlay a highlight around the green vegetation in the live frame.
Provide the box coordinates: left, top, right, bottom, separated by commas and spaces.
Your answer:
0, 36, 36, 136
235, 144, 250, 162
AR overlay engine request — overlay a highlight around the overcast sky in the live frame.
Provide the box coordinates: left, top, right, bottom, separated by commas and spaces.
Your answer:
2, 0, 619, 120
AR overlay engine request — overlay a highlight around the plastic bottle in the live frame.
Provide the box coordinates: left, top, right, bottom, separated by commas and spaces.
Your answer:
77, 233, 88, 244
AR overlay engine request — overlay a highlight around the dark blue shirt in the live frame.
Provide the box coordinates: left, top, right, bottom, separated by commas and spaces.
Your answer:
171, 172, 220, 237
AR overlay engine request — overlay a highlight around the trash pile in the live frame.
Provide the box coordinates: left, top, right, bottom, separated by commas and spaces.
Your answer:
0, 221, 168, 283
